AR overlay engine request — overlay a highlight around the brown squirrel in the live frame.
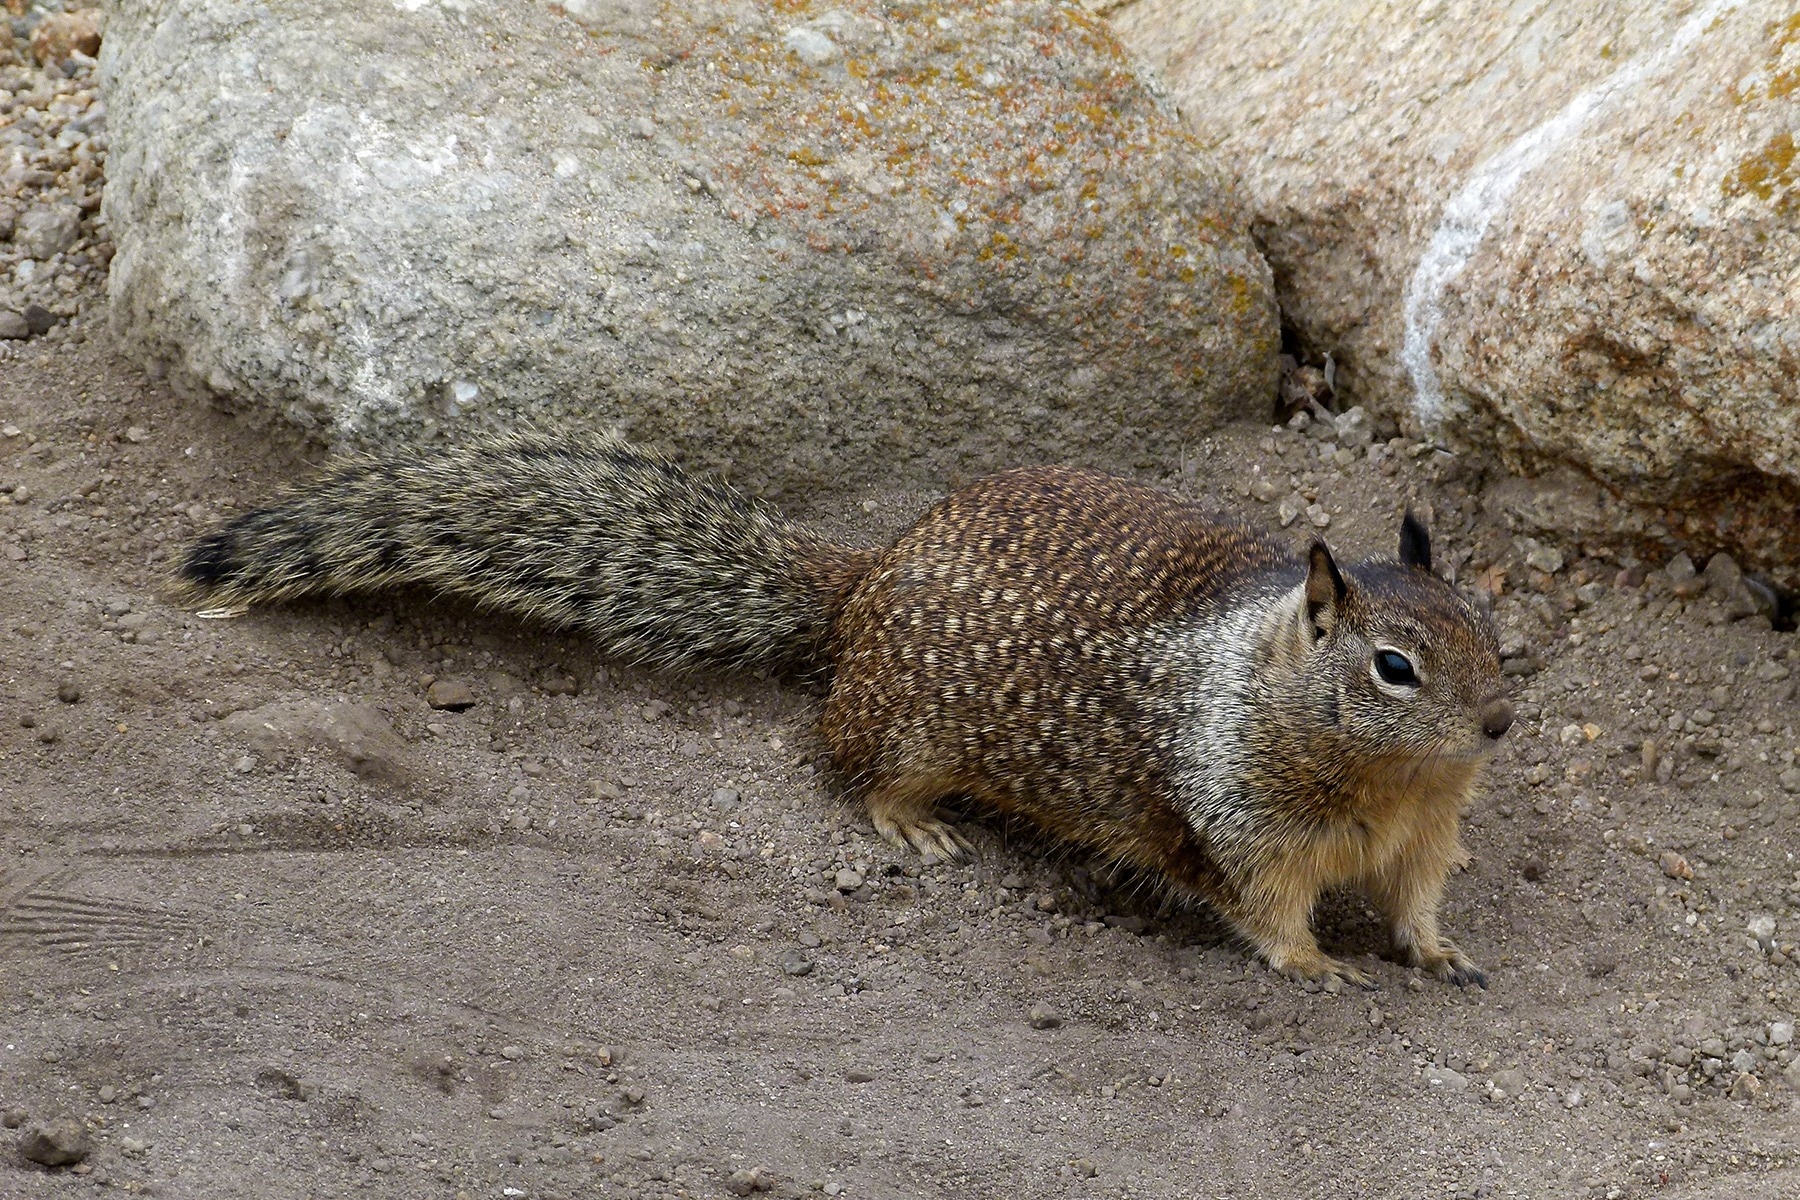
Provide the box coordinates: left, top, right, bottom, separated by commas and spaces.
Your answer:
179, 431, 1513, 987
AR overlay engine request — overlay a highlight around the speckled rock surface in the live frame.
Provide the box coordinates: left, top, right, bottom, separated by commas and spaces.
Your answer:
99, 0, 1276, 500
1109, 0, 1800, 581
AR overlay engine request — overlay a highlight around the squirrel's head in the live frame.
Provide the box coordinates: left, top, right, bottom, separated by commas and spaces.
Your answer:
1266, 512, 1511, 767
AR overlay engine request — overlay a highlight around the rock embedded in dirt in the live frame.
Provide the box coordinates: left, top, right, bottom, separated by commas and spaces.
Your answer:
0, 312, 30, 340
1111, 0, 1800, 585
222, 699, 417, 788
1489, 1068, 1528, 1101
16, 1115, 91, 1167
425, 680, 476, 712
101, 0, 1277, 500
1028, 1002, 1063, 1030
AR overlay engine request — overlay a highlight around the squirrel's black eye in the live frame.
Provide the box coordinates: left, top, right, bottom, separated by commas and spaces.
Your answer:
1374, 650, 1418, 686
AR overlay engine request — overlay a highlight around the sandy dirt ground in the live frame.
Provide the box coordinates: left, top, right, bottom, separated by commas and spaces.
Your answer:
2, 311, 1799, 1200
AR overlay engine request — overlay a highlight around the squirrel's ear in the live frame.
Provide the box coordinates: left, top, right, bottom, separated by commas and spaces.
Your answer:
1304, 540, 1347, 641
1399, 510, 1432, 571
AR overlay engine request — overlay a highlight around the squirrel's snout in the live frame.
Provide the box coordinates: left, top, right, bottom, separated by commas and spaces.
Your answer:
1480, 697, 1515, 740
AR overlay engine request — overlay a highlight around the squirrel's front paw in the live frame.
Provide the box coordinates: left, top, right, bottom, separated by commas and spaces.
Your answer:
1407, 942, 1487, 989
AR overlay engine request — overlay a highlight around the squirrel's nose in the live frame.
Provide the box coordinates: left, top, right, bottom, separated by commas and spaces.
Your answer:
1481, 697, 1515, 740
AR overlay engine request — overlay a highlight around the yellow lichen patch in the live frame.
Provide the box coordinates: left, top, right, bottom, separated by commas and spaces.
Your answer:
1226, 273, 1252, 318
1722, 130, 1797, 213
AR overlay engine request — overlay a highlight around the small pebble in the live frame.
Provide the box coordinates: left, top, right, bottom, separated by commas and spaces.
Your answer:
500, 1045, 526, 1061
0, 312, 30, 340
1028, 1002, 1062, 1030
22, 304, 57, 337
1659, 851, 1694, 881
833, 868, 864, 892
56, 682, 81, 704
1489, 1068, 1528, 1099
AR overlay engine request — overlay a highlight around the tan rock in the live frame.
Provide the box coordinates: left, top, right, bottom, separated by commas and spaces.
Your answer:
1111, 0, 1800, 580
30, 10, 102, 66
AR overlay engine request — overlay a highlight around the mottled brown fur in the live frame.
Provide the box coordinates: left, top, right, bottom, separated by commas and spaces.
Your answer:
179, 432, 1510, 986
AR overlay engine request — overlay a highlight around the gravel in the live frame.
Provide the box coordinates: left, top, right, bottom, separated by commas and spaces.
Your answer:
0, 10, 109, 349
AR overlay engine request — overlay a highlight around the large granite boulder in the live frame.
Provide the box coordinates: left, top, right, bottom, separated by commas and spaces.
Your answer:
1110, 0, 1800, 579
99, 0, 1277, 498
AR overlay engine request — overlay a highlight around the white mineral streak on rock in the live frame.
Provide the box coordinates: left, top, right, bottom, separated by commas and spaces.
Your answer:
1401, 0, 1738, 430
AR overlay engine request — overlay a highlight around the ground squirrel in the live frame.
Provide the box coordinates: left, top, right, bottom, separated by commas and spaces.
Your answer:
180, 431, 1514, 987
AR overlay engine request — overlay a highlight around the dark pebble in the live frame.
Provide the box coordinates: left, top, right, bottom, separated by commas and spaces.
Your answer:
22, 304, 56, 336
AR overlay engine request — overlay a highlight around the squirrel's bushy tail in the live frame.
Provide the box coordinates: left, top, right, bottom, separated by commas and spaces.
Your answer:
177, 431, 877, 674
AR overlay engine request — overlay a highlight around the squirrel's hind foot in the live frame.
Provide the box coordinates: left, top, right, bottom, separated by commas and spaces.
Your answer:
871, 811, 970, 865
862, 776, 971, 865
1268, 946, 1377, 991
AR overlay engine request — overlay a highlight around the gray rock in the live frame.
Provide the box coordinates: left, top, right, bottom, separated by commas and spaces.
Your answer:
1703, 552, 1742, 596
101, 0, 1276, 500
1332, 405, 1374, 448
17, 1116, 90, 1167
726, 1167, 771, 1196
0, 312, 29, 340
1112, 1, 1800, 586
425, 679, 476, 711
221, 699, 417, 788
833, 868, 864, 893
1425, 1072, 1468, 1101
15, 202, 81, 259
1489, 1068, 1528, 1099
